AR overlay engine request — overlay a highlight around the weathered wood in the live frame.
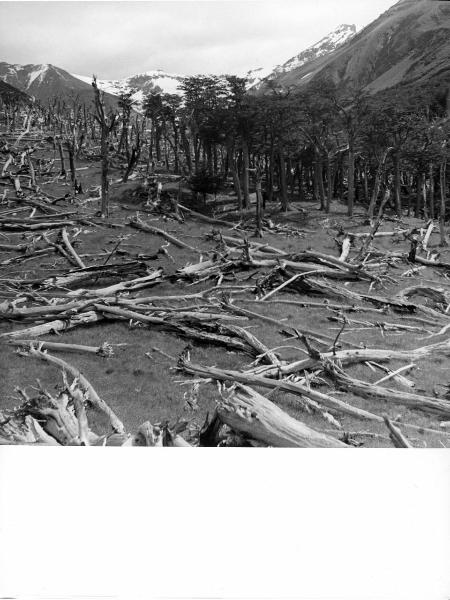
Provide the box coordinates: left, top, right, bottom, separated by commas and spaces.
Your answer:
8, 338, 115, 356
0, 310, 102, 339
129, 216, 202, 254
24, 346, 126, 433
179, 357, 386, 423
218, 384, 347, 448
60, 227, 86, 268
325, 360, 450, 418
383, 415, 413, 448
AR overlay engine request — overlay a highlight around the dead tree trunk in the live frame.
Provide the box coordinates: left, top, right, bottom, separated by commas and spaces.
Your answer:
242, 139, 250, 209
92, 77, 117, 217
347, 137, 355, 217
439, 160, 448, 247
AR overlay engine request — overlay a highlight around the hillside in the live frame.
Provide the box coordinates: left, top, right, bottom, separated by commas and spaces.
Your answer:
261, 0, 450, 94
0, 79, 30, 104
248, 24, 356, 90
0, 62, 118, 106
71, 24, 357, 105
72, 69, 183, 106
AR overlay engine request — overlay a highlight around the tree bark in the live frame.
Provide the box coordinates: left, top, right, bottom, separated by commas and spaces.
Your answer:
347, 138, 355, 217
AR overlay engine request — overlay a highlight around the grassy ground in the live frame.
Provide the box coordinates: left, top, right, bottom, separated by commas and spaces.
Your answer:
1, 140, 450, 447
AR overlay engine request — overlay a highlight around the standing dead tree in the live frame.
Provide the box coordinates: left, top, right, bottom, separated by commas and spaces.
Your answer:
92, 77, 117, 217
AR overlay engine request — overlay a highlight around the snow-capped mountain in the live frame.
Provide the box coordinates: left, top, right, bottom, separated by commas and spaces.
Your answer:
0, 62, 118, 105
70, 25, 356, 105
246, 24, 357, 90
263, 0, 450, 95
72, 69, 184, 107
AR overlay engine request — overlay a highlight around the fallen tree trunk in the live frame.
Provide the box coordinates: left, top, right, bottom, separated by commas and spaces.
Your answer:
218, 384, 347, 448
249, 336, 450, 378
66, 269, 164, 298
0, 310, 102, 339
383, 415, 413, 448
95, 304, 255, 353
178, 357, 386, 422
129, 216, 202, 254
325, 361, 450, 418
7, 338, 115, 356
41, 260, 148, 289
23, 346, 126, 433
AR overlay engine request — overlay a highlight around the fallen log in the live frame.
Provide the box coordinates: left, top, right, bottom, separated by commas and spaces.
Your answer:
178, 356, 386, 423
383, 415, 413, 448
7, 338, 116, 356
95, 304, 255, 353
23, 347, 126, 433
0, 310, 102, 339
218, 384, 347, 448
66, 269, 164, 298
129, 216, 202, 254
248, 337, 450, 379
60, 227, 85, 268
325, 360, 450, 418
179, 204, 232, 227
41, 260, 148, 289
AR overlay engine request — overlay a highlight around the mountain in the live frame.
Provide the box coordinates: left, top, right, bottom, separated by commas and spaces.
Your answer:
0, 62, 118, 106
0, 79, 31, 104
72, 69, 184, 107
247, 24, 356, 89
71, 25, 356, 105
260, 0, 450, 95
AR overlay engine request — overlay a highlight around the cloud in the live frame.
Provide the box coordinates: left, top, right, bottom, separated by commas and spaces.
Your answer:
0, 0, 396, 77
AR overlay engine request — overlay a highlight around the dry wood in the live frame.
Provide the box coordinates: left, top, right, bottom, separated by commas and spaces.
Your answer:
383, 415, 413, 448
42, 260, 148, 288
179, 204, 232, 227
23, 346, 126, 433
0, 310, 102, 339
7, 338, 115, 356
339, 236, 351, 262
66, 269, 163, 298
247, 336, 450, 379
325, 360, 450, 418
130, 216, 202, 254
60, 227, 85, 268
218, 384, 347, 448
179, 356, 386, 423
95, 303, 254, 352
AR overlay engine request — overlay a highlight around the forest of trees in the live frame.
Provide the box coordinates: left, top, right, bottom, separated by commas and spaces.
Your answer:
1, 74, 449, 232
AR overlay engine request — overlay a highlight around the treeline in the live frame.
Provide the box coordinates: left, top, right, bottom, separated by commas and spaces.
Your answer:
1, 74, 449, 222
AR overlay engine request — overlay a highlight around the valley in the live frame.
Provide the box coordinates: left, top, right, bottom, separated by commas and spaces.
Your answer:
0, 0, 449, 448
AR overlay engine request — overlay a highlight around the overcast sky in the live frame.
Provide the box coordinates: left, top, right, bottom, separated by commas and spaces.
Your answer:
0, 0, 397, 79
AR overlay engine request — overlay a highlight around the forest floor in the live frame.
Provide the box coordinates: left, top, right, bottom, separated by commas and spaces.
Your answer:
1, 137, 450, 447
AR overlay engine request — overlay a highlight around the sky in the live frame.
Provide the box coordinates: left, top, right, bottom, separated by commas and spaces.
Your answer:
0, 0, 397, 79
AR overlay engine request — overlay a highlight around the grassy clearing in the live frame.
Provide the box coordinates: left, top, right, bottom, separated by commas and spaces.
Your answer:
1, 147, 450, 447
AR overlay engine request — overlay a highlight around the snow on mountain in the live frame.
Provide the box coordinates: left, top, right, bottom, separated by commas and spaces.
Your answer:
265, 0, 450, 95
71, 69, 184, 108
0, 62, 118, 105
248, 24, 357, 90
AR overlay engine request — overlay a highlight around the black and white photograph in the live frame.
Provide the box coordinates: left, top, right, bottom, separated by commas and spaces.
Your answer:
0, 0, 450, 449
0, 0, 449, 597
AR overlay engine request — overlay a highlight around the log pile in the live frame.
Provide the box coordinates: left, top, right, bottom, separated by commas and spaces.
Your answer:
2, 122, 450, 447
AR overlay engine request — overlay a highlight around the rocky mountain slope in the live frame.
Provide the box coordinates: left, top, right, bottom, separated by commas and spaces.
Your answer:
260, 0, 450, 94
246, 24, 356, 89
69, 24, 357, 106
4, 1, 448, 107
0, 79, 31, 104
72, 69, 183, 106
0, 62, 118, 106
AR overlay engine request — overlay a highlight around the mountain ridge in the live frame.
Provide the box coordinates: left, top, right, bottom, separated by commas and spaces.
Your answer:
68, 23, 358, 105
259, 0, 450, 95
0, 62, 119, 106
